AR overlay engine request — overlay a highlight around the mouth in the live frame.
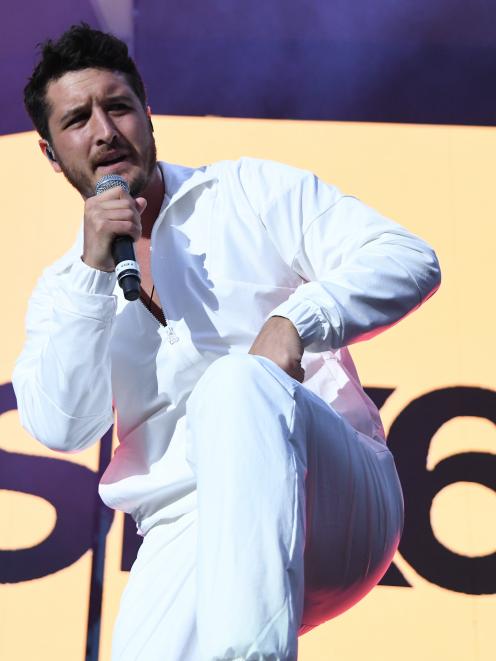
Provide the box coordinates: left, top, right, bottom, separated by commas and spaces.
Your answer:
94, 152, 130, 169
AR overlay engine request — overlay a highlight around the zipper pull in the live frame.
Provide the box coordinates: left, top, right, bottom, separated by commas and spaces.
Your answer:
166, 325, 179, 344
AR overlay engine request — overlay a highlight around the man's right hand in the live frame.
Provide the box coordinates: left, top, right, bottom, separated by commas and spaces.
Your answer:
82, 186, 147, 272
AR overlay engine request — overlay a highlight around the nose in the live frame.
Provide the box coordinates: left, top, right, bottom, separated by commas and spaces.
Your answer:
92, 108, 118, 145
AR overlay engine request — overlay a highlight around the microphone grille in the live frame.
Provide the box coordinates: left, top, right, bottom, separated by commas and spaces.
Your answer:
95, 174, 130, 196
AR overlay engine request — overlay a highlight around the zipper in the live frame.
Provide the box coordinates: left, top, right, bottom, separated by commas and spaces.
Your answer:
138, 291, 179, 345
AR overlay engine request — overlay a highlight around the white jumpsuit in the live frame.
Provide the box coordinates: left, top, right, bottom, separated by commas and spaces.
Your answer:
13, 158, 440, 660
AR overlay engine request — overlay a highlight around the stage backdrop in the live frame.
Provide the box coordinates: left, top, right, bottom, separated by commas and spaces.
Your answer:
1, 117, 494, 661
1, 0, 495, 659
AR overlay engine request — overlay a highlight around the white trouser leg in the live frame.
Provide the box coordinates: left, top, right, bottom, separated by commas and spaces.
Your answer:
112, 353, 403, 661
186, 354, 403, 660
186, 354, 307, 661
111, 510, 199, 661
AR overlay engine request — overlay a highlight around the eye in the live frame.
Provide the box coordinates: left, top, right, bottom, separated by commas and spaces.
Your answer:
108, 103, 131, 113
64, 113, 88, 128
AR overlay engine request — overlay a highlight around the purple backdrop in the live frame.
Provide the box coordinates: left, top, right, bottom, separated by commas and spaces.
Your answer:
2, 0, 495, 136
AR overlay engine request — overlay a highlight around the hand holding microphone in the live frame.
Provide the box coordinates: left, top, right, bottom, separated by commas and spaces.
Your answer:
82, 174, 147, 301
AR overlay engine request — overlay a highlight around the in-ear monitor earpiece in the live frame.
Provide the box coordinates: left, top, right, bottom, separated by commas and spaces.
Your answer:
46, 143, 56, 162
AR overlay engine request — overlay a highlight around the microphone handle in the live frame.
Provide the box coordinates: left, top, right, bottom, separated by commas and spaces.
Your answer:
111, 236, 141, 301
94, 174, 141, 302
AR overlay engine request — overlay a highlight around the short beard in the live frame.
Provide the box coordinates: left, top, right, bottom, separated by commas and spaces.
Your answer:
54, 131, 158, 199
56, 159, 97, 200
129, 137, 157, 197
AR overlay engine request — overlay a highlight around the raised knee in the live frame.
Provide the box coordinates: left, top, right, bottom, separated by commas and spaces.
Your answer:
187, 355, 277, 421
196, 353, 262, 391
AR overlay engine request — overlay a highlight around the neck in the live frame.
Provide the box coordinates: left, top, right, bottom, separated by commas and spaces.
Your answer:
140, 164, 165, 238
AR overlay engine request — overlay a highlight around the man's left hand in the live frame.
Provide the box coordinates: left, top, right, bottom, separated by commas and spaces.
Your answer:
248, 316, 305, 382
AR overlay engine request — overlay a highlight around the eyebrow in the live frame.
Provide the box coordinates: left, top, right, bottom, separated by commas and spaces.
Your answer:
59, 105, 88, 127
58, 94, 136, 127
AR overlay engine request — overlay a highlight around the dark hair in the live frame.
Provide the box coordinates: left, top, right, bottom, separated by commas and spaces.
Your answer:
24, 23, 147, 140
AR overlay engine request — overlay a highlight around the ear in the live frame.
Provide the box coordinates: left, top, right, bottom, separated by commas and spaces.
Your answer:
146, 105, 154, 132
39, 139, 62, 173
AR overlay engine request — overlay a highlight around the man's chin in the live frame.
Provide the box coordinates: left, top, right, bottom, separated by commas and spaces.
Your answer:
59, 153, 156, 199
94, 161, 133, 184
94, 162, 155, 197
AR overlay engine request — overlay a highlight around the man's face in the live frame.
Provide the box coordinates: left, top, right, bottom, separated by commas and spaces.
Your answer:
43, 68, 156, 199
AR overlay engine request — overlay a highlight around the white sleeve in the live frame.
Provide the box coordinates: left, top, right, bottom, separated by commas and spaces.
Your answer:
12, 255, 118, 452
239, 158, 441, 351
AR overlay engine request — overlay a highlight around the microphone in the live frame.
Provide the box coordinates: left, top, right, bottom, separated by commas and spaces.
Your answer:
95, 174, 141, 301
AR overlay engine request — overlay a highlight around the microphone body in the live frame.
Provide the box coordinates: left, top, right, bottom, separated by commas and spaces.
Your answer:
95, 174, 141, 301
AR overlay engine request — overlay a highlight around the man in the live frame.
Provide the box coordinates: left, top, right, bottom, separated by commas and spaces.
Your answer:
14, 23, 440, 661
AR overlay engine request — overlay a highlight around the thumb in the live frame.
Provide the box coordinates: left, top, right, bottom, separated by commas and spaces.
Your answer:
135, 197, 148, 215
